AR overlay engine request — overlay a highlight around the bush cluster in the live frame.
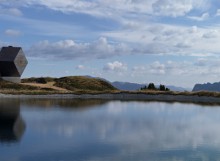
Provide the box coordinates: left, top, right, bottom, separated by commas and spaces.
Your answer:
140, 83, 170, 91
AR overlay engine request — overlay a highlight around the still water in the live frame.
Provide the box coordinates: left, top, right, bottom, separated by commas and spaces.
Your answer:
1, 99, 220, 161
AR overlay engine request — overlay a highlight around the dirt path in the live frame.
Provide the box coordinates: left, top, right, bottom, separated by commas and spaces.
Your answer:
21, 82, 69, 92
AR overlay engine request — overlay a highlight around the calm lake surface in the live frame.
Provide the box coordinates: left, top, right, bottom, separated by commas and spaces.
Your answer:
1, 99, 220, 161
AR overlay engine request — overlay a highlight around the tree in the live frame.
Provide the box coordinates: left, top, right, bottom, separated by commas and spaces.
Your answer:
159, 84, 166, 91
140, 83, 171, 91
148, 83, 156, 90
140, 85, 147, 90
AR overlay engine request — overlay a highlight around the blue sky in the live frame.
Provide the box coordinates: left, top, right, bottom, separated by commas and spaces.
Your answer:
1, 0, 220, 88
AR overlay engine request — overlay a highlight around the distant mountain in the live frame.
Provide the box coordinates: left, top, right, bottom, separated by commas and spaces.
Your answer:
111, 81, 145, 91
111, 81, 189, 92
84, 76, 190, 91
166, 85, 191, 92
192, 82, 220, 92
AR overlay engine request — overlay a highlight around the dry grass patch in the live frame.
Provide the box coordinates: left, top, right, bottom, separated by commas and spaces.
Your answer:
21, 82, 69, 92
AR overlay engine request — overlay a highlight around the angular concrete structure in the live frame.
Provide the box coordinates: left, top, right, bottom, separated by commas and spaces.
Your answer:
0, 46, 28, 83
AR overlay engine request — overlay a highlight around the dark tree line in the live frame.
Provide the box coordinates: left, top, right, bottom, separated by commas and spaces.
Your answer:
140, 83, 170, 91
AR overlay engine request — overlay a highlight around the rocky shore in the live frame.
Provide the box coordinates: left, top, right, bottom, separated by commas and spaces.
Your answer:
1, 93, 220, 104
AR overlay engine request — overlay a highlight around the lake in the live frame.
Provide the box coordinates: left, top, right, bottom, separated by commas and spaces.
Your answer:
1, 98, 220, 161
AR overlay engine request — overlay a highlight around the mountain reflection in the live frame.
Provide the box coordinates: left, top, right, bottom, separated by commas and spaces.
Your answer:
0, 99, 25, 143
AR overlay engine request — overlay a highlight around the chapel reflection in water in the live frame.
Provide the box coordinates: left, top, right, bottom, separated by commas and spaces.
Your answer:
0, 99, 25, 143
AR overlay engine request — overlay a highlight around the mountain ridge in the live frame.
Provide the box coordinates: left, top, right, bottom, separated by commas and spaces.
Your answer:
193, 82, 220, 92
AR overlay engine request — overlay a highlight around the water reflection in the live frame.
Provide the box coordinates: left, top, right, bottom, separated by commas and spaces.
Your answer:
23, 101, 220, 160
0, 99, 25, 143
2, 99, 220, 161
21, 99, 109, 109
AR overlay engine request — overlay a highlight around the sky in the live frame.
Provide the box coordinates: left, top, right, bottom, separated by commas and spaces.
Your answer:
1, 0, 220, 88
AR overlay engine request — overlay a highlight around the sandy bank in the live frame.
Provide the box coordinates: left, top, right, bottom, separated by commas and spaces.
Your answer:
0, 93, 220, 104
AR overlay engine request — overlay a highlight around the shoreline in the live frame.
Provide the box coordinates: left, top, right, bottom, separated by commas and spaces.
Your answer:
1, 93, 220, 104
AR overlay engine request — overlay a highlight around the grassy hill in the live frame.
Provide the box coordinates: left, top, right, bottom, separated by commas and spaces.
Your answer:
54, 76, 116, 91
21, 76, 117, 93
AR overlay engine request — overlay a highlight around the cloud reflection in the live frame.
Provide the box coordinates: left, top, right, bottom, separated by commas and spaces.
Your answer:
17, 100, 220, 160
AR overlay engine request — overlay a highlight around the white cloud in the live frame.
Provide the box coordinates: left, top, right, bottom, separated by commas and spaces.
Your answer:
104, 21, 220, 57
0, 0, 209, 19
27, 25, 220, 60
202, 30, 219, 39
130, 58, 220, 86
28, 37, 131, 60
175, 42, 191, 48
194, 58, 208, 66
150, 61, 165, 75
4, 29, 21, 36
75, 65, 85, 70
8, 8, 23, 16
103, 61, 127, 72
152, 0, 209, 17
216, 9, 220, 16
188, 12, 209, 21
152, 0, 193, 17
0, 7, 23, 16
131, 60, 213, 77
132, 61, 186, 76
1, 0, 219, 59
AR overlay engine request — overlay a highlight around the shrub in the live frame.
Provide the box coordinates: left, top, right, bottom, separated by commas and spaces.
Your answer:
36, 77, 47, 84
148, 83, 156, 90
159, 84, 166, 91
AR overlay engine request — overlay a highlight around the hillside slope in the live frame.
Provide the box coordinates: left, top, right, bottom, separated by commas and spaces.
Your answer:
54, 76, 116, 91
22, 76, 117, 92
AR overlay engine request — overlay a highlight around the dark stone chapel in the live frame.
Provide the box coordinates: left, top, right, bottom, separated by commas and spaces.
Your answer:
0, 46, 28, 83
